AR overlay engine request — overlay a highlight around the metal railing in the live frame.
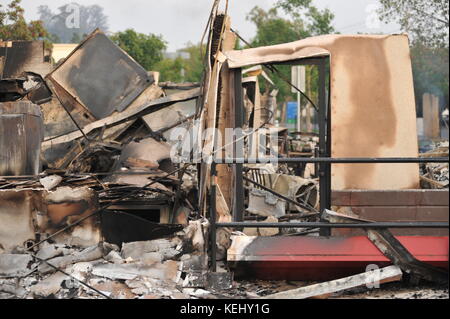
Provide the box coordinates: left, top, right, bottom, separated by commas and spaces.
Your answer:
208, 156, 449, 272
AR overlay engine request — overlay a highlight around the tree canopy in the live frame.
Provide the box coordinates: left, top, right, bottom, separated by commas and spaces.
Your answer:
411, 45, 448, 109
378, 0, 449, 48
276, 0, 335, 35
0, 0, 49, 42
248, 0, 335, 48
111, 29, 166, 71
246, 1, 335, 104
155, 43, 205, 83
377, 0, 449, 110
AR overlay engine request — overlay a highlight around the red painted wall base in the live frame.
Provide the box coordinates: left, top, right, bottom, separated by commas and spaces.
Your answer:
228, 236, 449, 281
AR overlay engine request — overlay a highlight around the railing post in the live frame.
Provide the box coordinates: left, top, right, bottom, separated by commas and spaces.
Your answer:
210, 161, 217, 272
318, 58, 331, 236
233, 69, 245, 222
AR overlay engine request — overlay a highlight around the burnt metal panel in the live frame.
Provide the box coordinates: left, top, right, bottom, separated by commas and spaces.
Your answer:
0, 41, 52, 78
0, 101, 44, 176
47, 30, 154, 119
0, 78, 26, 102
0, 187, 101, 253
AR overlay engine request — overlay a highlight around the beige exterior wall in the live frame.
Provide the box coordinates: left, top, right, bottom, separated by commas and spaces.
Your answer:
226, 34, 420, 190
52, 43, 78, 63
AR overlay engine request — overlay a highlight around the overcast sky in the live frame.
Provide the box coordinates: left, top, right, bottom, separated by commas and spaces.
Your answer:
20, 0, 401, 51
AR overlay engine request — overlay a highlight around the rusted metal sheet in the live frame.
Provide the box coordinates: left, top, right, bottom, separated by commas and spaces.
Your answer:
142, 98, 196, 137
46, 30, 154, 119
225, 34, 420, 190
44, 187, 101, 247
0, 41, 52, 78
42, 88, 201, 146
0, 187, 101, 253
0, 74, 51, 104
0, 101, 44, 176
227, 235, 449, 281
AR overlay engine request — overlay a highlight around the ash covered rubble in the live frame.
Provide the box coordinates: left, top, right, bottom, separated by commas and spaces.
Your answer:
0, 220, 226, 299
0, 26, 322, 300
0, 30, 201, 240
0, 30, 223, 299
420, 141, 449, 189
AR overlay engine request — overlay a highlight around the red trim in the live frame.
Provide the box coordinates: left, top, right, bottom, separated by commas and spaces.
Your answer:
229, 236, 449, 281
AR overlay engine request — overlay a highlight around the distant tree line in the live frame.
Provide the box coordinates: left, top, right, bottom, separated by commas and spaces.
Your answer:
0, 0, 50, 45
378, 0, 449, 113
1, 0, 448, 111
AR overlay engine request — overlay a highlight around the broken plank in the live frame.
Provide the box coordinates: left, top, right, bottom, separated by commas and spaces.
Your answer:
43, 88, 200, 146
216, 15, 237, 214
367, 229, 449, 284
323, 209, 449, 284
216, 183, 231, 223
262, 265, 402, 299
159, 82, 200, 90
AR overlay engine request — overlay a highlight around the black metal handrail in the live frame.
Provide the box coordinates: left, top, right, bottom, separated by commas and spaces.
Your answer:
208, 156, 450, 271
208, 157, 449, 164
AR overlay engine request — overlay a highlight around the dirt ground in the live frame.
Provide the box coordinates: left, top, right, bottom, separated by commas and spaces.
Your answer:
216, 280, 449, 299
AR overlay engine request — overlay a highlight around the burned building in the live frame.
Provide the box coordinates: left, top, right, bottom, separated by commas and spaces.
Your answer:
0, 6, 448, 300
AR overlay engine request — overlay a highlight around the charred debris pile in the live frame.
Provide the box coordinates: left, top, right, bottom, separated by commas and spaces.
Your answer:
0, 26, 320, 299
0, 6, 448, 300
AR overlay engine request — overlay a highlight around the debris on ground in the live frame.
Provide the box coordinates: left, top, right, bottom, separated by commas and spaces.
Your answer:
0, 221, 217, 299
420, 141, 449, 188
263, 265, 403, 299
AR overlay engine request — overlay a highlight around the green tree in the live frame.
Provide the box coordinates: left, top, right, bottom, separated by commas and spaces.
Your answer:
378, 0, 449, 48
377, 0, 449, 110
246, 2, 335, 104
248, 7, 305, 48
411, 46, 449, 108
180, 43, 205, 83
111, 29, 166, 71
155, 57, 185, 82
70, 32, 82, 44
276, 0, 335, 35
0, 0, 49, 42
155, 43, 206, 83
